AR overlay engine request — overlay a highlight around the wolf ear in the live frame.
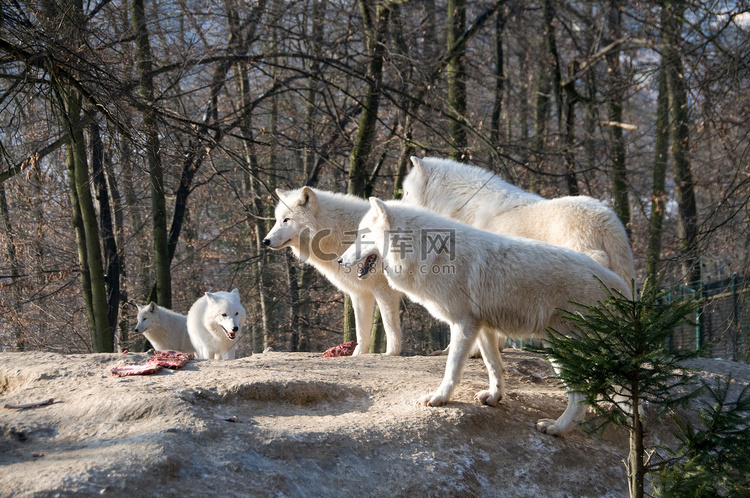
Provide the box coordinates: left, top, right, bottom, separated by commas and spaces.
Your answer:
297, 186, 318, 211
148, 301, 157, 312
275, 188, 289, 199
410, 156, 427, 177
230, 288, 240, 298
205, 292, 217, 304
369, 197, 391, 226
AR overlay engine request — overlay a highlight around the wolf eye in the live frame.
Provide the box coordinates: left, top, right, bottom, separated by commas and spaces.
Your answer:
222, 313, 227, 317
235, 312, 239, 316
283, 217, 290, 223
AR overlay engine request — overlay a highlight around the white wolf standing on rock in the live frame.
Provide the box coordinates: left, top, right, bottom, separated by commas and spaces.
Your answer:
339, 198, 631, 436
402, 157, 635, 286
134, 302, 196, 355
187, 289, 246, 360
263, 187, 404, 356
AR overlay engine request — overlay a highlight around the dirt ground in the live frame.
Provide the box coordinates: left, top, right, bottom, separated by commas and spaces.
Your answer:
2, 349, 748, 497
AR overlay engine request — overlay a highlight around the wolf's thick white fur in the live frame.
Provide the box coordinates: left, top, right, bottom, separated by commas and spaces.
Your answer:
187, 289, 246, 360
339, 199, 631, 436
134, 302, 196, 355
263, 187, 403, 355
402, 157, 635, 286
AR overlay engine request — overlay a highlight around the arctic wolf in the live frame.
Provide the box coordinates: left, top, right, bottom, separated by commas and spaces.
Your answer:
339, 198, 630, 436
134, 302, 196, 355
402, 157, 635, 285
263, 187, 404, 355
187, 289, 246, 360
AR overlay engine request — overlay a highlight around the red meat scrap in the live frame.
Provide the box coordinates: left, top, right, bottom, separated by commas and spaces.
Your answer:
111, 350, 194, 377
150, 350, 194, 369
322, 341, 357, 358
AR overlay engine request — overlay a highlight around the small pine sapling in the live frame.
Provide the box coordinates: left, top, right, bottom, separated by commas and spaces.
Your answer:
527, 277, 703, 498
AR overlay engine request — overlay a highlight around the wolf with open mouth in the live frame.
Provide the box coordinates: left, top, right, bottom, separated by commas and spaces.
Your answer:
339, 197, 631, 437
187, 288, 246, 360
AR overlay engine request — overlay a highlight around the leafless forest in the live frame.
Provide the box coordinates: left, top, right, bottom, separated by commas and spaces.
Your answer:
0, 0, 748, 357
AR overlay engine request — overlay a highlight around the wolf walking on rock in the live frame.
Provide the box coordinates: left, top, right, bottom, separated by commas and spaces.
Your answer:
340, 198, 631, 436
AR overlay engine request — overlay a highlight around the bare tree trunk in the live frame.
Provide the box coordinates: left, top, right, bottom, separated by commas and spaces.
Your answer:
530, 0, 554, 193
606, 0, 630, 236
286, 251, 301, 352
663, 0, 700, 288
60, 92, 112, 352
131, 0, 171, 309
490, 4, 507, 150
89, 117, 121, 337
447, 0, 467, 159
0, 185, 24, 350
348, 0, 390, 197
344, 0, 391, 344
545, 1, 579, 195
237, 52, 271, 354
562, 81, 580, 196
647, 70, 670, 280
39, 0, 112, 352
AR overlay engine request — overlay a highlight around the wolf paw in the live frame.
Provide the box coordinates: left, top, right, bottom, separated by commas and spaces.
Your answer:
474, 390, 502, 406
535, 418, 564, 436
417, 393, 448, 407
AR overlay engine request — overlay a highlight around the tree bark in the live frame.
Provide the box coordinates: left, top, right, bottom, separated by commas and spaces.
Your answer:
345, 0, 391, 344
606, 0, 630, 236
627, 395, 645, 498
42, 0, 112, 352
490, 4, 507, 150
131, 0, 171, 309
59, 87, 112, 352
0, 185, 24, 350
447, 0, 467, 159
89, 117, 121, 338
647, 70, 670, 280
530, 0, 554, 193
663, 0, 700, 288
348, 0, 390, 197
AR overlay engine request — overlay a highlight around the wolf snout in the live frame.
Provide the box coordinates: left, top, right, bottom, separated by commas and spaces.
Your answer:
262, 238, 271, 246
337, 257, 343, 265
232, 326, 239, 332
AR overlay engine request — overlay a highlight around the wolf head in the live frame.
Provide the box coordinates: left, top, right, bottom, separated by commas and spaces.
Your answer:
134, 302, 159, 334
206, 288, 246, 341
262, 187, 318, 251
338, 197, 392, 280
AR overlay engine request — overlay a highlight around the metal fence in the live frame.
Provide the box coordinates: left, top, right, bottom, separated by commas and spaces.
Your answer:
668, 274, 750, 363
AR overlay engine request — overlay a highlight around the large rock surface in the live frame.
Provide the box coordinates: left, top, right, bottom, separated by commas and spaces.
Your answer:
2, 350, 748, 497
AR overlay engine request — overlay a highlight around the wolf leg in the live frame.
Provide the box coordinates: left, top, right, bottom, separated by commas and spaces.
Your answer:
418, 320, 478, 406
350, 293, 375, 355
536, 360, 588, 436
374, 290, 402, 356
474, 329, 506, 406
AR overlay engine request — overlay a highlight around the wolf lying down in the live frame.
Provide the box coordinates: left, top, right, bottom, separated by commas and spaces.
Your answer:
340, 198, 630, 436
